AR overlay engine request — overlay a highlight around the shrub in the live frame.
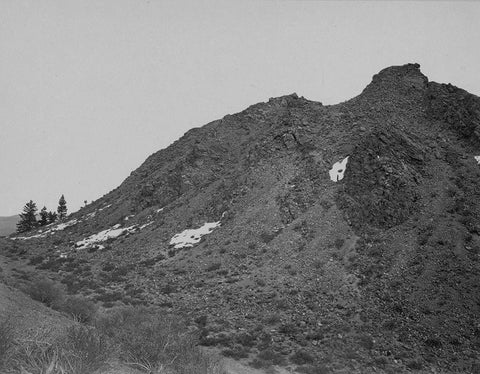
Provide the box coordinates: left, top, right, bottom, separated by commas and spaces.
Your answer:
62, 325, 109, 368
334, 238, 345, 249
260, 231, 276, 244
291, 349, 315, 365
28, 255, 45, 265
235, 332, 256, 348
27, 278, 64, 307
206, 262, 221, 272
61, 275, 98, 293
9, 325, 109, 374
264, 313, 281, 325
222, 345, 249, 359
57, 295, 97, 323
101, 262, 115, 272
279, 322, 297, 335
94, 291, 123, 303
194, 315, 208, 327
406, 359, 423, 370
160, 283, 176, 295
252, 348, 285, 367
357, 334, 374, 350
96, 307, 224, 373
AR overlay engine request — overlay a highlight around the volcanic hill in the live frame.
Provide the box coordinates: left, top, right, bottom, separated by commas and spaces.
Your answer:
2, 63, 480, 373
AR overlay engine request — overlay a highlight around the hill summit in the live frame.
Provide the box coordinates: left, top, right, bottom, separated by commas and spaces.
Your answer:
3, 63, 480, 373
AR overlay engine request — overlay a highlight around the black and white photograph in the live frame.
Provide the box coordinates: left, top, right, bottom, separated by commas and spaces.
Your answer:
1, 1, 480, 373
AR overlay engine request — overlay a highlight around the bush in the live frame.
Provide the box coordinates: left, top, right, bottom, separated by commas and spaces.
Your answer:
57, 295, 97, 323
206, 262, 221, 272
279, 322, 297, 335
28, 255, 45, 265
94, 290, 123, 303
96, 306, 224, 374
62, 325, 109, 370
9, 325, 109, 374
290, 349, 315, 365
222, 345, 249, 359
251, 348, 285, 368
264, 313, 281, 325
27, 278, 64, 307
406, 359, 423, 370
260, 231, 276, 244
235, 332, 256, 348
334, 238, 345, 249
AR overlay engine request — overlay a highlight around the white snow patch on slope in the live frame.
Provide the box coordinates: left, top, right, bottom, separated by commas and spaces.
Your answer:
329, 156, 349, 182
156, 208, 164, 213
14, 218, 79, 240
75, 222, 152, 249
475, 156, 480, 164
85, 212, 96, 219
55, 219, 78, 231
169, 222, 221, 249
138, 221, 154, 230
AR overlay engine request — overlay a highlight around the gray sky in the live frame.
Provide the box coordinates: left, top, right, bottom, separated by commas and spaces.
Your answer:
1, 1, 480, 216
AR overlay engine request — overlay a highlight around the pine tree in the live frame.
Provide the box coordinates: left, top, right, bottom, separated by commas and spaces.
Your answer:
57, 194, 67, 220
16, 200, 38, 233
47, 211, 58, 224
39, 206, 49, 226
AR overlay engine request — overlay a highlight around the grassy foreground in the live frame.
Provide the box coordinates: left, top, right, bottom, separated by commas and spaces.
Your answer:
0, 278, 225, 374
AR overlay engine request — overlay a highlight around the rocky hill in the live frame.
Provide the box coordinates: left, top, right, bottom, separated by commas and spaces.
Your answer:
2, 63, 480, 373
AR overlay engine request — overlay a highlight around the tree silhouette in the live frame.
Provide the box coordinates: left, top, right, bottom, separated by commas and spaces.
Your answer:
16, 200, 38, 233
47, 211, 58, 224
57, 195, 67, 220
39, 206, 49, 226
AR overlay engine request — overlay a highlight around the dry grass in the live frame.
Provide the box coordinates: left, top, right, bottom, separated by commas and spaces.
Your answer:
96, 306, 225, 374
0, 323, 108, 374
2, 275, 225, 374
0, 317, 15, 368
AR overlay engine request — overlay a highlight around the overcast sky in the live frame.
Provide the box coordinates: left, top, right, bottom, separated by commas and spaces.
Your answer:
1, 1, 480, 216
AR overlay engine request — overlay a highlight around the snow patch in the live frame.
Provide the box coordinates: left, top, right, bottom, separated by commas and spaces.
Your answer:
54, 219, 78, 231
85, 212, 96, 219
329, 156, 349, 182
169, 222, 221, 249
156, 208, 164, 213
138, 221, 154, 230
14, 218, 79, 240
75, 222, 152, 249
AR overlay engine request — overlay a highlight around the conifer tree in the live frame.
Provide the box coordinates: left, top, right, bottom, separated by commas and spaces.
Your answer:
47, 211, 58, 224
57, 195, 67, 220
16, 200, 38, 233
39, 206, 49, 226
